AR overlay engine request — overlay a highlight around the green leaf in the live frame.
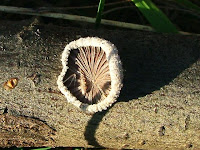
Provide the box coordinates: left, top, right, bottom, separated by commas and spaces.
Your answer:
131, 0, 178, 33
174, 0, 200, 12
95, 0, 105, 27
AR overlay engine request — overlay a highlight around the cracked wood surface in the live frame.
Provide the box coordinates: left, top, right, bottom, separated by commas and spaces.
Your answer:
0, 18, 200, 149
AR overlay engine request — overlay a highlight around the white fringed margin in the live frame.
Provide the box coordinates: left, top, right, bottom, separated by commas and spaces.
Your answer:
57, 37, 123, 114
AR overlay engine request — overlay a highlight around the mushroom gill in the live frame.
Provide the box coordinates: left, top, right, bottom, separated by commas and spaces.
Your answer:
57, 37, 123, 114
63, 46, 111, 104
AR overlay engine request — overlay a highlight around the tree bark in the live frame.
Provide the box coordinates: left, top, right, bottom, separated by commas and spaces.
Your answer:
0, 18, 200, 149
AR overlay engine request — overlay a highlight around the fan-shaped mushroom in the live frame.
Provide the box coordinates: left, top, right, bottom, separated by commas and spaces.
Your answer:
57, 37, 123, 114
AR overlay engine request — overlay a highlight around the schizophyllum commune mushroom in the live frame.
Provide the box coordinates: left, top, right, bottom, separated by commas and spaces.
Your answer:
57, 37, 123, 114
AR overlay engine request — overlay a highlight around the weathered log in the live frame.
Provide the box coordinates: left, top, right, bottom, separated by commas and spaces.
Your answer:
0, 18, 200, 149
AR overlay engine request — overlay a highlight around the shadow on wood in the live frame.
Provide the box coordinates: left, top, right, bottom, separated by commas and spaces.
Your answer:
84, 34, 200, 147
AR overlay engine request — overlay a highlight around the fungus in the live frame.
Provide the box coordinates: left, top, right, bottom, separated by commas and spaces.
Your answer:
57, 37, 123, 114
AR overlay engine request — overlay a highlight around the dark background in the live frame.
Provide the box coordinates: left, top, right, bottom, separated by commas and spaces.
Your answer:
0, 0, 200, 34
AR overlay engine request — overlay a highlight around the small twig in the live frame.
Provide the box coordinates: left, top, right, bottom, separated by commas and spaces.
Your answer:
0, 5, 200, 35
36, 0, 131, 12
101, 19, 155, 31
179, 31, 200, 36
102, 5, 200, 19
102, 6, 133, 15
0, 5, 155, 32
159, 6, 200, 19
103, 0, 131, 6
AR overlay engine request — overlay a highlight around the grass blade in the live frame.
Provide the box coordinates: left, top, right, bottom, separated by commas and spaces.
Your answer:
95, 0, 105, 27
174, 0, 200, 12
131, 0, 178, 33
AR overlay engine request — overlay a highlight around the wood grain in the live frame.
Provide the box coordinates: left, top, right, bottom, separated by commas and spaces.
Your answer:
0, 18, 200, 149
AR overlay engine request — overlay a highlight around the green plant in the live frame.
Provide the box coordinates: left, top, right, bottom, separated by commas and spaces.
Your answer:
131, 0, 178, 33
95, 0, 105, 27
95, 0, 200, 33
